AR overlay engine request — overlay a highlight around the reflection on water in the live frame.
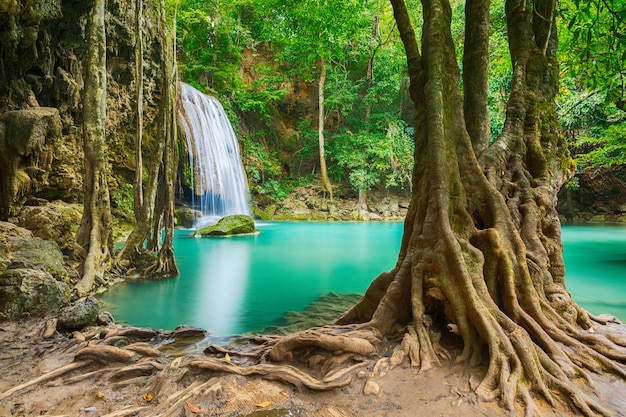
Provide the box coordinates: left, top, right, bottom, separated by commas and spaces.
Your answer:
195, 239, 250, 334
98, 222, 626, 335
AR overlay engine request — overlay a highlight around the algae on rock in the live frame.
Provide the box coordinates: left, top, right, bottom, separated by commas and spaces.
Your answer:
195, 215, 257, 237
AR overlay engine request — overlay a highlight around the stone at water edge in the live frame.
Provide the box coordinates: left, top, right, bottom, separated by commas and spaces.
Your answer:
195, 214, 257, 237
57, 296, 99, 330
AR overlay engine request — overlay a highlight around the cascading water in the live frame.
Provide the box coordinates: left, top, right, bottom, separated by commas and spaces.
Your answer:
179, 82, 251, 229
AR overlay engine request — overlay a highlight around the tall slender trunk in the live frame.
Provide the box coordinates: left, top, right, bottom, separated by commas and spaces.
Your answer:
146, 0, 179, 278
365, 15, 380, 122
133, 0, 144, 218
317, 57, 333, 201
74, 0, 112, 296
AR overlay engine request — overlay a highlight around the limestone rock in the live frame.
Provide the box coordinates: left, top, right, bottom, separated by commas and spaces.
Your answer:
15, 201, 82, 254
174, 206, 202, 228
0, 268, 69, 318
58, 296, 99, 330
0, 221, 72, 318
0, 108, 62, 218
0, 221, 68, 280
195, 214, 257, 237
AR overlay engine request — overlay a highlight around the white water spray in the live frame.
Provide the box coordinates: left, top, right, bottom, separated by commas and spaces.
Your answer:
179, 83, 250, 228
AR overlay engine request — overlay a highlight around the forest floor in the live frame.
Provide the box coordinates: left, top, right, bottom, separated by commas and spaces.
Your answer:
2, 317, 626, 417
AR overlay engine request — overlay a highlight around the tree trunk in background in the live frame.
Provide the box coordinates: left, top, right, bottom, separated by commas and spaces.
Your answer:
74, 0, 112, 296
146, 1, 179, 278
317, 58, 333, 201
116, 0, 165, 272
133, 0, 144, 219
365, 14, 380, 122
337, 0, 626, 414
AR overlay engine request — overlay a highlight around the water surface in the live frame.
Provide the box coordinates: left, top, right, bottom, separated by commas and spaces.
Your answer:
562, 224, 626, 319
100, 222, 403, 334
98, 222, 626, 334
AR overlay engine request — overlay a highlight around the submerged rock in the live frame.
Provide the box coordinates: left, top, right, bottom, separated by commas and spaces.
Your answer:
195, 214, 257, 237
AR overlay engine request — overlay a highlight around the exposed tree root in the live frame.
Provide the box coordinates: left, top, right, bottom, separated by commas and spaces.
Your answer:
75, 344, 137, 363
0, 361, 88, 401
144, 245, 178, 278
267, 327, 379, 361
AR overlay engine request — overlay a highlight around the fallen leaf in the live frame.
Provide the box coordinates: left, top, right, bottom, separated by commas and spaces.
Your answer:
255, 401, 272, 408
96, 392, 106, 399
143, 393, 154, 402
225, 352, 231, 362
186, 401, 202, 413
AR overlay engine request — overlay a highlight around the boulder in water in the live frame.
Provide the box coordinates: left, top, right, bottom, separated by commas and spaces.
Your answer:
174, 205, 202, 228
195, 214, 257, 237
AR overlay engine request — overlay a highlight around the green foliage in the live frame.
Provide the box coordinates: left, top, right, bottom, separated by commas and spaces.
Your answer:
110, 183, 135, 222
574, 121, 626, 169
172, 0, 624, 206
559, 0, 626, 109
234, 62, 288, 125
328, 121, 414, 193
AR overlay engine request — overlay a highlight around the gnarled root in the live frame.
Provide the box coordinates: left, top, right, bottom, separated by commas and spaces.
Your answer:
184, 356, 369, 391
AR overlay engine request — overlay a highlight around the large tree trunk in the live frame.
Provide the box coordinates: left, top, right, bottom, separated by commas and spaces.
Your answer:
74, 0, 113, 296
334, 0, 626, 414
317, 58, 333, 201
463, 0, 490, 155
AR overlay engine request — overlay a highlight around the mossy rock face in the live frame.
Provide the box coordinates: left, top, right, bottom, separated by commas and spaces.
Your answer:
195, 214, 257, 237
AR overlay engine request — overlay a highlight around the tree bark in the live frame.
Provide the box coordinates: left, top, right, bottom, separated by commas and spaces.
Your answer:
463, 0, 491, 155
317, 58, 333, 201
74, 0, 113, 296
115, 0, 164, 272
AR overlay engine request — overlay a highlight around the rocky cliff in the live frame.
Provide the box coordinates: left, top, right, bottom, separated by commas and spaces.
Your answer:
0, 0, 162, 221
0, 0, 165, 318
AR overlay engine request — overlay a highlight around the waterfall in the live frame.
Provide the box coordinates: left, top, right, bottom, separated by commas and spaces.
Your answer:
179, 82, 250, 228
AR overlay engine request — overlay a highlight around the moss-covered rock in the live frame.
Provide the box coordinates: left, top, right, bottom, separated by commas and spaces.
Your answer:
0, 268, 69, 318
14, 201, 82, 255
0, 221, 72, 318
174, 206, 202, 228
195, 214, 257, 237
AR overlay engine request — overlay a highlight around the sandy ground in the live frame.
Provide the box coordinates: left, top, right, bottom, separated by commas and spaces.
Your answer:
1, 318, 625, 417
